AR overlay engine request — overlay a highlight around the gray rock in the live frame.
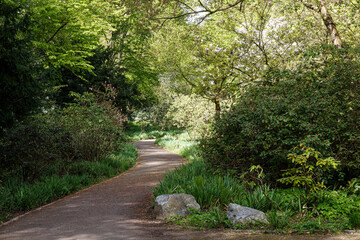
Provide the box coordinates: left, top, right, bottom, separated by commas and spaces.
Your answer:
154, 194, 200, 219
226, 203, 269, 225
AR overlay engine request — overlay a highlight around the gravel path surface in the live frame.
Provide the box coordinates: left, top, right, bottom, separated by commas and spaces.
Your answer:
0, 140, 359, 240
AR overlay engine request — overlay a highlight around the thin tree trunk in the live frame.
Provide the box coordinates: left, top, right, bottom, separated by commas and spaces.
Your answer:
213, 96, 221, 116
318, 0, 343, 48
302, 0, 343, 49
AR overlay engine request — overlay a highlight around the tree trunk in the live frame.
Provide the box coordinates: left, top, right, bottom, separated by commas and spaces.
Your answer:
213, 96, 221, 116
319, 0, 343, 48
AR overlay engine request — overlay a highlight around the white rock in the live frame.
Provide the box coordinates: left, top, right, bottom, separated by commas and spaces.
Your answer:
227, 203, 269, 225
154, 194, 200, 220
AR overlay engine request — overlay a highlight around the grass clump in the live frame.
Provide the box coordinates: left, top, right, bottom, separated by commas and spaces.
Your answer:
349, 211, 360, 229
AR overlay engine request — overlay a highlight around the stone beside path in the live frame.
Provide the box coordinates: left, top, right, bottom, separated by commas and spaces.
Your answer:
0, 140, 359, 240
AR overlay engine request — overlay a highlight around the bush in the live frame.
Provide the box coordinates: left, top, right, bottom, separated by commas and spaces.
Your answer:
0, 89, 127, 181
61, 91, 127, 161
201, 45, 360, 185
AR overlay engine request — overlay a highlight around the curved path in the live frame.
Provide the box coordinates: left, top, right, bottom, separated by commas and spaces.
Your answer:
0, 140, 358, 240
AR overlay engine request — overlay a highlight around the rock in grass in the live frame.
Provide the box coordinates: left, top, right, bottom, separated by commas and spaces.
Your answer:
154, 194, 200, 219
227, 203, 269, 225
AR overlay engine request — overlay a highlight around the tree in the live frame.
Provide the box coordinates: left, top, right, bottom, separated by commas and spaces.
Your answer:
0, 0, 42, 131
29, 0, 127, 74
46, 0, 159, 110
152, 20, 246, 114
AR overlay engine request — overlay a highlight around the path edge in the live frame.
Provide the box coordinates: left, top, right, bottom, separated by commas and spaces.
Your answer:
0, 144, 143, 228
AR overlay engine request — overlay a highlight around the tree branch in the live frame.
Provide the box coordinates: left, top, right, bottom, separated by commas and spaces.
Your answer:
155, 0, 245, 21
301, 0, 318, 11
174, 63, 197, 88
46, 22, 68, 43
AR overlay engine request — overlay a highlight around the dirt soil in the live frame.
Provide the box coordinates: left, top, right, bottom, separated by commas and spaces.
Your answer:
0, 139, 359, 240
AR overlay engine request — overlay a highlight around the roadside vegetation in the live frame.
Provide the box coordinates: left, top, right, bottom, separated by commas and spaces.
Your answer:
0, 87, 138, 223
153, 131, 360, 233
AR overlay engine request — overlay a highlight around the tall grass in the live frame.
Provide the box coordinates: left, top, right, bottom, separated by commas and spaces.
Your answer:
154, 161, 245, 209
0, 144, 137, 223
152, 132, 290, 212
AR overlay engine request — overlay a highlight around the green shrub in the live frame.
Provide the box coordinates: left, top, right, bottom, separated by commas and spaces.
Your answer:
316, 190, 360, 220
61, 91, 127, 161
201, 45, 360, 185
0, 89, 127, 182
0, 119, 74, 181
279, 144, 339, 203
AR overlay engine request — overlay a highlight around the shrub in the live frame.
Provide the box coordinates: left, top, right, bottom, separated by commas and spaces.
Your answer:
279, 144, 339, 203
201, 45, 360, 185
61, 91, 127, 161
0, 88, 127, 181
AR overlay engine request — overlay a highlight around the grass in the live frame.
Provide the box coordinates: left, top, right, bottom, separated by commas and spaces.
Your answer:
125, 122, 182, 141
155, 131, 202, 163
152, 130, 360, 233
167, 207, 231, 229
0, 144, 138, 223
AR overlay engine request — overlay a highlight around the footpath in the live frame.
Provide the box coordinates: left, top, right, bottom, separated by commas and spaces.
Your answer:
0, 140, 358, 240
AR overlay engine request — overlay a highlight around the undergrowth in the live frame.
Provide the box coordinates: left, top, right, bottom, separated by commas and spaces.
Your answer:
153, 130, 360, 233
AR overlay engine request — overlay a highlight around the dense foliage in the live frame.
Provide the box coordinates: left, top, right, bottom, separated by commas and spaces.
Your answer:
0, 1, 42, 130
154, 131, 360, 232
201, 46, 360, 185
0, 89, 127, 182
0, 0, 157, 132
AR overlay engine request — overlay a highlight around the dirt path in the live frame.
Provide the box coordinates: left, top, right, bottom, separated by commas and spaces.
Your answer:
0, 140, 359, 240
